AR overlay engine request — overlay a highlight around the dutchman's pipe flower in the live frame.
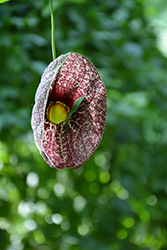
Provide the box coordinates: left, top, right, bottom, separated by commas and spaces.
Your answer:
31, 53, 107, 169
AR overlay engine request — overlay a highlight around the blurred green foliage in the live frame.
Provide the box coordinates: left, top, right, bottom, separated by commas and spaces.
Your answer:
0, 0, 167, 250
0, 0, 9, 4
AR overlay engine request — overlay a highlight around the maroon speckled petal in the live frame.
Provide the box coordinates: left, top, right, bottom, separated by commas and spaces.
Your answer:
31, 52, 107, 169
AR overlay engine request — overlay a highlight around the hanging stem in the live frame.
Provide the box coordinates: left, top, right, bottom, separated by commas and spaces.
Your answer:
50, 0, 56, 60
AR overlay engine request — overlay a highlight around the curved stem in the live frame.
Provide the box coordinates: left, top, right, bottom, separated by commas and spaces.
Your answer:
50, 0, 56, 60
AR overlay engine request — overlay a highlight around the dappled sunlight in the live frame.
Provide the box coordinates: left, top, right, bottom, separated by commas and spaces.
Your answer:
73, 196, 86, 212
54, 183, 65, 197
26, 172, 39, 188
77, 224, 89, 236
1, 0, 167, 249
24, 219, 37, 231
51, 213, 63, 225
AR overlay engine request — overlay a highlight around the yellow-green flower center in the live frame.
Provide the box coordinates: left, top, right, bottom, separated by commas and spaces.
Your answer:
47, 101, 70, 124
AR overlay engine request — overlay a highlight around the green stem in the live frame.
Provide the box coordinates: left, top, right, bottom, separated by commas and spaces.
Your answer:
50, 0, 56, 60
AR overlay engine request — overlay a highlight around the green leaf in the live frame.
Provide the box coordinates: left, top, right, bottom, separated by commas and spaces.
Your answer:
65, 96, 85, 136
0, 0, 10, 3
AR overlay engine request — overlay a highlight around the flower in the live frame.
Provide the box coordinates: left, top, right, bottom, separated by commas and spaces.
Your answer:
31, 52, 107, 169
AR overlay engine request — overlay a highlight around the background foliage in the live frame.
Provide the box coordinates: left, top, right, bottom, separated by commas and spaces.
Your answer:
0, 0, 167, 249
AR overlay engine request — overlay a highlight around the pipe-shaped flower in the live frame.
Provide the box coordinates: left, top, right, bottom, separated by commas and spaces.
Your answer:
31, 53, 107, 169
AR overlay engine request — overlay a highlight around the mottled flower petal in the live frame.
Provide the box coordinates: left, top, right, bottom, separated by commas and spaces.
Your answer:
31, 52, 107, 169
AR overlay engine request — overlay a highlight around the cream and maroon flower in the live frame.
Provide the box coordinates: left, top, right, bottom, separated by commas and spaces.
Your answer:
31, 52, 107, 169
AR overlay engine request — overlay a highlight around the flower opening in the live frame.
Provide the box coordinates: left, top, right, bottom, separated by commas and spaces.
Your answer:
46, 101, 70, 124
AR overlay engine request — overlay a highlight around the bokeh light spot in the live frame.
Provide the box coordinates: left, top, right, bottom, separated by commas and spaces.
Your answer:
97, 194, 108, 205
99, 171, 110, 183
94, 153, 107, 167
117, 229, 128, 240
9, 154, 18, 166
18, 201, 35, 217
54, 183, 65, 197
117, 189, 129, 200
0, 217, 10, 230
131, 234, 145, 245
45, 214, 53, 224
77, 224, 89, 236
52, 213, 63, 225
24, 219, 37, 231
61, 220, 70, 231
26, 172, 39, 188
36, 201, 47, 215
34, 230, 46, 244
37, 188, 50, 199
139, 209, 150, 222
110, 181, 121, 192
64, 236, 79, 246
82, 217, 92, 227
73, 196, 86, 212
123, 217, 134, 228
147, 195, 158, 206
84, 171, 96, 182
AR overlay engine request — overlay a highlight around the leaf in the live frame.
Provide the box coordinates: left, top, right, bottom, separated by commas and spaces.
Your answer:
0, 0, 10, 3
65, 96, 86, 136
